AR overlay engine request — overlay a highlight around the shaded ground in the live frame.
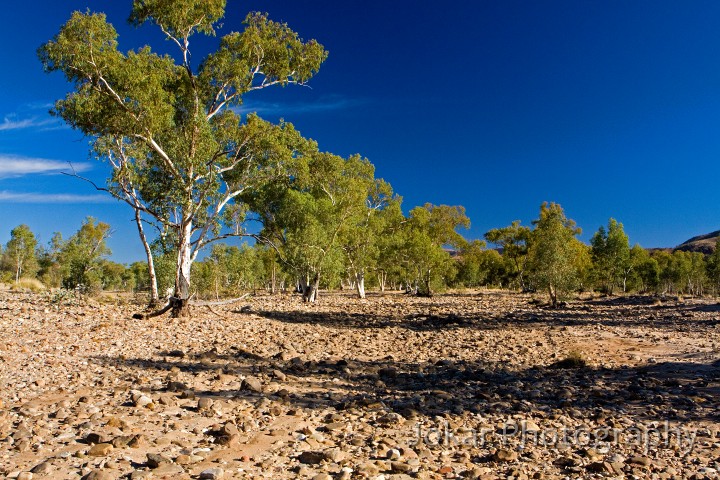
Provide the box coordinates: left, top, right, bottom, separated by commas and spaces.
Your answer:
0, 290, 719, 479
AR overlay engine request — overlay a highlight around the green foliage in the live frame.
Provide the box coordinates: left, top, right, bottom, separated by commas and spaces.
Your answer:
527, 202, 581, 306
192, 243, 265, 298
399, 204, 470, 296
706, 238, 720, 295
624, 244, 658, 293
571, 239, 593, 292
484, 220, 532, 290
37, 232, 64, 288
340, 179, 398, 298
250, 152, 379, 301
2, 224, 39, 283
39, 1, 327, 312
652, 249, 707, 296
373, 200, 407, 291
97, 260, 133, 291
590, 218, 630, 294
129, 0, 226, 37
454, 240, 506, 288
58, 217, 112, 293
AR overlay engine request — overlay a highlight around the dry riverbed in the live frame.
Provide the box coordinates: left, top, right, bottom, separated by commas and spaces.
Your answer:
1, 290, 719, 479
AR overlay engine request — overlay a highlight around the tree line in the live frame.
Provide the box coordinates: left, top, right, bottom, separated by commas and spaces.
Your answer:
35, 1, 719, 314
4, 204, 720, 307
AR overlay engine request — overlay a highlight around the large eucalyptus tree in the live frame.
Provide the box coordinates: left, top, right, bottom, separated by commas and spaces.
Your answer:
39, 0, 326, 316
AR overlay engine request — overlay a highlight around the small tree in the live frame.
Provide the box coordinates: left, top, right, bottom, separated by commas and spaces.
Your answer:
3, 225, 39, 283
590, 218, 630, 294
485, 220, 532, 291
373, 200, 407, 292
571, 239, 593, 292
341, 180, 397, 299
706, 238, 720, 296
58, 217, 112, 293
251, 153, 378, 302
455, 240, 507, 288
622, 244, 652, 292
37, 232, 64, 288
527, 202, 581, 307
400, 204, 469, 296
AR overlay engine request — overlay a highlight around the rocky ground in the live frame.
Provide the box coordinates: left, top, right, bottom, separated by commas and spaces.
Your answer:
1, 289, 719, 480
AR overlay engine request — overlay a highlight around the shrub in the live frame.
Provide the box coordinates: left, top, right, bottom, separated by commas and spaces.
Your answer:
550, 350, 587, 369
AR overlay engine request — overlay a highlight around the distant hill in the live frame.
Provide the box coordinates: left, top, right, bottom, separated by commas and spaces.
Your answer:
675, 230, 720, 254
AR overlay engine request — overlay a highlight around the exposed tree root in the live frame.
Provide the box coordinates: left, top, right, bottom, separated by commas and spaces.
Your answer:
132, 294, 251, 319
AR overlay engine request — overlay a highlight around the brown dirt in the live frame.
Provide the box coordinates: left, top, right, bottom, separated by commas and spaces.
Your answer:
1, 289, 719, 479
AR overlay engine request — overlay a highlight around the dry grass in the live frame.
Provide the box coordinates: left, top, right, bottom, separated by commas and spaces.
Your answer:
550, 349, 588, 369
11, 278, 46, 292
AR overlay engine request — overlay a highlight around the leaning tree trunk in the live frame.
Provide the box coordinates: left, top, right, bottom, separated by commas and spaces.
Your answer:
172, 222, 193, 318
355, 270, 366, 299
134, 208, 159, 306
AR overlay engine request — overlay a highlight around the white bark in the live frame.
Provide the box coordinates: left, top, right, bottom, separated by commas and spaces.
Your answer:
301, 273, 320, 303
174, 220, 193, 316
355, 271, 366, 299
134, 208, 159, 305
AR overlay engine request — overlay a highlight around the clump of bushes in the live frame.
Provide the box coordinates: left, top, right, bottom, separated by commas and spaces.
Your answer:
550, 350, 587, 369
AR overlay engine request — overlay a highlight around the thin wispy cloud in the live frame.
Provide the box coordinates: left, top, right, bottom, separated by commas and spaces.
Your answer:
234, 95, 366, 116
0, 191, 113, 204
0, 154, 91, 179
0, 115, 57, 131
25, 101, 55, 111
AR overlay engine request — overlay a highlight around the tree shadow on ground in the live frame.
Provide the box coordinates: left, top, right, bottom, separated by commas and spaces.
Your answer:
91, 347, 720, 426
252, 297, 720, 332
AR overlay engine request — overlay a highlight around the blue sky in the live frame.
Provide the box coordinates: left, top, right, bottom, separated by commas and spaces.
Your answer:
2, 1, 720, 262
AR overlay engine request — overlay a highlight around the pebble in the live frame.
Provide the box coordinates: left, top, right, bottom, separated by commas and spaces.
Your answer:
82, 470, 116, 480
1, 291, 718, 480
88, 443, 113, 456
199, 467, 225, 479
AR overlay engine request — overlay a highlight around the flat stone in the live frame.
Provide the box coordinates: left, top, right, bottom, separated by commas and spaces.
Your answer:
299, 451, 326, 464
199, 467, 225, 479
146, 452, 172, 468
151, 464, 185, 476
82, 470, 117, 480
494, 448, 518, 462
628, 456, 652, 467
323, 447, 345, 463
30, 462, 51, 474
197, 397, 213, 410
88, 443, 113, 456
242, 376, 263, 393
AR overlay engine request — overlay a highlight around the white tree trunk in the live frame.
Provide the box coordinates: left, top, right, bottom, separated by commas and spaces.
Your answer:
134, 208, 159, 305
173, 221, 193, 317
302, 272, 320, 302
270, 263, 277, 294
355, 270, 366, 299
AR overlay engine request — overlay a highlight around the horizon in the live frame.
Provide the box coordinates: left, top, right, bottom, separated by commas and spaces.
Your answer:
1, 1, 720, 263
